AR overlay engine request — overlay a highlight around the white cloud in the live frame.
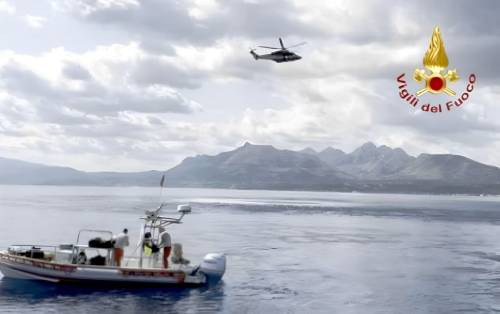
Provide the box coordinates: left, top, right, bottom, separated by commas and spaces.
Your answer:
52, 0, 139, 16
24, 15, 47, 28
187, 0, 220, 20
0, 0, 15, 14
0, 43, 201, 117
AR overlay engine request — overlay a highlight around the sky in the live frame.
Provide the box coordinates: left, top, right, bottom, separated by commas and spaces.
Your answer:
0, 0, 499, 171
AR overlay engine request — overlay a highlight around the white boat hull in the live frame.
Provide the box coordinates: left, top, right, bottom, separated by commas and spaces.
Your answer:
0, 252, 225, 286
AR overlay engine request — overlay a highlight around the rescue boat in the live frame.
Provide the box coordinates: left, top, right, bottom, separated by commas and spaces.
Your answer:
0, 204, 226, 287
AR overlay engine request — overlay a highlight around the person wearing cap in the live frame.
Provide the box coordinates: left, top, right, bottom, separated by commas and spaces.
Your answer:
113, 228, 129, 267
158, 227, 172, 269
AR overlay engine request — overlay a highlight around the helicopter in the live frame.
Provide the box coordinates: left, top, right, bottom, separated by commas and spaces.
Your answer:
250, 38, 306, 63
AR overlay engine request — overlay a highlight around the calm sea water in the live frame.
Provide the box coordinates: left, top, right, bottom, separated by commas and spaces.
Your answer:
1, 186, 500, 313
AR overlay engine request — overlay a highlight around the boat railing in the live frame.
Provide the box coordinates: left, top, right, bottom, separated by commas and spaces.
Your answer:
8, 244, 58, 259
76, 229, 113, 246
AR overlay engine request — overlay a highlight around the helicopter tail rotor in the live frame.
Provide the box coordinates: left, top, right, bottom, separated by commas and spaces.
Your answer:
249, 49, 259, 60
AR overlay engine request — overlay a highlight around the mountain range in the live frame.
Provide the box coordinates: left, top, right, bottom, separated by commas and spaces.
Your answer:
1, 142, 500, 195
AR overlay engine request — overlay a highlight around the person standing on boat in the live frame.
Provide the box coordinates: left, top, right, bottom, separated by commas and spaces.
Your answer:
113, 228, 129, 267
158, 227, 172, 269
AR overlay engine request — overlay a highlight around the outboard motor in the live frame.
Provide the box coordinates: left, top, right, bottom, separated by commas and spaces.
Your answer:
199, 253, 226, 285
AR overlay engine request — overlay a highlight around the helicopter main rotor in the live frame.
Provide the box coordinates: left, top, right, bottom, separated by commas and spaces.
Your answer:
257, 37, 306, 51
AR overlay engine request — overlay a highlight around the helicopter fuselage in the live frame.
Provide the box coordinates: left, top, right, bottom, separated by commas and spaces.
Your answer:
251, 49, 301, 63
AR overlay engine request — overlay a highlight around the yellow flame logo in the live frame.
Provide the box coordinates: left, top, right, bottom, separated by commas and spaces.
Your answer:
423, 27, 449, 73
414, 26, 459, 96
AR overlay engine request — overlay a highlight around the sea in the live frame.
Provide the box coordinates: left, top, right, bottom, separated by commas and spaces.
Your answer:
1, 186, 500, 314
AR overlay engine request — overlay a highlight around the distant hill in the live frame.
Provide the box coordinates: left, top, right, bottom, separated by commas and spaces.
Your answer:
163, 142, 500, 194
1, 142, 500, 195
320, 142, 414, 179
164, 142, 355, 190
0, 157, 161, 186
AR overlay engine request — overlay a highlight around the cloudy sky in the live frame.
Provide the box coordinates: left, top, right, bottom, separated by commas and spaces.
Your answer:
0, 0, 499, 171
